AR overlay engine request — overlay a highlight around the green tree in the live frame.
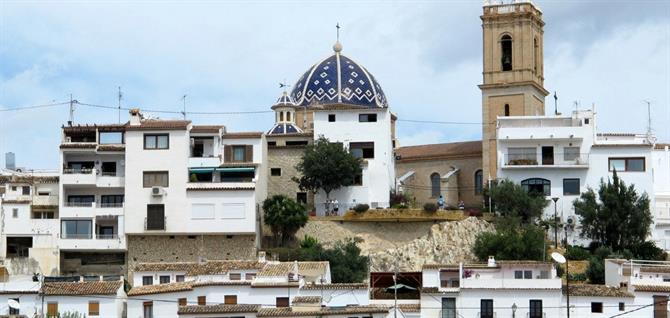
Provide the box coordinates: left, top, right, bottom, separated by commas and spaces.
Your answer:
282, 237, 368, 283
490, 179, 548, 224
473, 224, 545, 261
573, 171, 652, 251
293, 136, 362, 199
585, 246, 615, 284
263, 195, 308, 246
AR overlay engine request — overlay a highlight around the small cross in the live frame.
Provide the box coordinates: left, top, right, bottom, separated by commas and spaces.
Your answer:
336, 23, 340, 42
279, 79, 291, 89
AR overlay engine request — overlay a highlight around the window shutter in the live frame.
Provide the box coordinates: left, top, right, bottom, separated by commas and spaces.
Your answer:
245, 145, 253, 162
224, 145, 232, 162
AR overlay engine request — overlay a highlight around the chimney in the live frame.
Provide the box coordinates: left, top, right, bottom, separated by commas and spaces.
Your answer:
487, 256, 496, 267
258, 251, 266, 263
129, 108, 142, 126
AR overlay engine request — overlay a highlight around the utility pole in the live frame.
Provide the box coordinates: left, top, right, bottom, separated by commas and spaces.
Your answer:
553, 91, 558, 115
552, 197, 559, 249
68, 94, 75, 126
182, 94, 187, 120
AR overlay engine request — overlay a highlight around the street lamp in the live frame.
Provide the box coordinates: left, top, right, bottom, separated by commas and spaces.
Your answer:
551, 251, 569, 318
511, 303, 517, 318
552, 197, 559, 249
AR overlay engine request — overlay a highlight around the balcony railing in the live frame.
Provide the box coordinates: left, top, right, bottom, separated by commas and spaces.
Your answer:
61, 233, 93, 239
100, 171, 118, 177
526, 313, 546, 318
477, 313, 496, 318
145, 217, 166, 231
503, 153, 589, 167
63, 168, 95, 174
64, 201, 95, 208
438, 309, 459, 318
98, 202, 124, 208
97, 233, 119, 240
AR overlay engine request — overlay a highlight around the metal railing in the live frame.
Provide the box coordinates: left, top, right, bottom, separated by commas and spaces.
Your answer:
63, 168, 95, 174
60, 233, 92, 240
145, 217, 166, 231
98, 202, 123, 208
100, 171, 118, 177
96, 233, 119, 240
64, 201, 95, 208
504, 153, 589, 166
438, 309, 460, 318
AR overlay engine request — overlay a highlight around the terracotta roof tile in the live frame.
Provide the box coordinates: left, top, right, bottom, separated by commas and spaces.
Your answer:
257, 262, 328, 277
60, 143, 97, 149
187, 260, 264, 276
633, 284, 670, 293
126, 120, 191, 131
41, 281, 122, 296
97, 145, 125, 152
128, 282, 193, 296
222, 132, 263, 139
564, 284, 633, 297
655, 143, 670, 150
134, 262, 198, 273
178, 304, 260, 314
251, 282, 300, 288
191, 125, 224, 133
62, 124, 126, 132
257, 306, 390, 317
292, 296, 321, 304
640, 266, 670, 274
301, 283, 367, 290
396, 141, 482, 162
597, 133, 637, 137
399, 304, 421, 313
191, 281, 252, 287
422, 264, 459, 270
1, 200, 31, 204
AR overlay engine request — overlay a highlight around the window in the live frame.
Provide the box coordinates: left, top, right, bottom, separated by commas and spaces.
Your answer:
67, 195, 95, 206
591, 302, 603, 313
504, 104, 510, 116
430, 173, 441, 198
276, 297, 289, 308
507, 147, 537, 165
296, 192, 307, 204
268, 141, 277, 146
88, 301, 100, 316
144, 134, 169, 149
585, 118, 590, 124
279, 112, 284, 121
225, 145, 253, 162
619, 302, 625, 311
480, 299, 493, 318
229, 273, 241, 280
524, 270, 532, 279
353, 171, 363, 186
33, 211, 55, 219
178, 298, 187, 306
9, 298, 19, 315
533, 37, 539, 72
563, 178, 580, 195
101, 162, 117, 176
521, 178, 551, 196
563, 147, 580, 161
99, 132, 123, 144
474, 170, 483, 195
529, 300, 543, 318
159, 275, 170, 284
609, 157, 645, 172
501, 34, 513, 71
514, 270, 523, 279
61, 220, 92, 239
101, 195, 124, 208
47, 302, 58, 318
11, 186, 16, 191
143, 171, 169, 187
359, 113, 377, 122
176, 275, 185, 282
328, 114, 336, 122
224, 295, 238, 305
143, 301, 153, 318
192, 203, 215, 220
22, 186, 30, 195
142, 276, 153, 286
286, 140, 309, 146
286, 112, 291, 121
271, 168, 281, 176
245, 273, 256, 280
146, 204, 165, 230
38, 191, 50, 196
12, 208, 18, 218
442, 298, 456, 318
197, 296, 206, 306
350, 142, 374, 159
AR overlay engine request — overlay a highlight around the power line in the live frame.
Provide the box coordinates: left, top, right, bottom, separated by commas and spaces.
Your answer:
397, 119, 483, 125
0, 101, 70, 112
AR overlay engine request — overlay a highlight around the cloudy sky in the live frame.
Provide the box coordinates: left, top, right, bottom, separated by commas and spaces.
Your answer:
1, 0, 669, 169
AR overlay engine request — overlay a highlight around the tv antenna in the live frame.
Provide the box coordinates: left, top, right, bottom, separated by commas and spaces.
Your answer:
118, 86, 123, 124
181, 94, 187, 120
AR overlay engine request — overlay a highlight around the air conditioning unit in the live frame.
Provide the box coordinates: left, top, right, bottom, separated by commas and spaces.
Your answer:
151, 187, 164, 197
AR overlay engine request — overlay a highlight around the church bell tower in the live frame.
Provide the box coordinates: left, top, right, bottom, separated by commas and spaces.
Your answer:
480, 0, 549, 180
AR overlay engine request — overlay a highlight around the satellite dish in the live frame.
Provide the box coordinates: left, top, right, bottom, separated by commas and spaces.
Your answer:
551, 252, 566, 264
8, 299, 20, 309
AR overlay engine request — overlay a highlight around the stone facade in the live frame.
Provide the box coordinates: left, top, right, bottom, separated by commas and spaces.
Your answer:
126, 234, 256, 278
266, 140, 314, 210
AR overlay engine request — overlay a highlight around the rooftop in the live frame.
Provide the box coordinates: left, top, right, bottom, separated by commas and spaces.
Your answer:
257, 305, 389, 317
178, 304, 261, 315
395, 140, 482, 162
564, 284, 633, 298
41, 281, 122, 296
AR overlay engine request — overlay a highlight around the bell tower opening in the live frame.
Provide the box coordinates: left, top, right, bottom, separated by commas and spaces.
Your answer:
479, 1, 549, 180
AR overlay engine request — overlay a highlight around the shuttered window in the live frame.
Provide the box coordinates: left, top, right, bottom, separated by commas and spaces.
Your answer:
178, 298, 187, 306
198, 296, 206, 305
225, 295, 237, 304
88, 301, 100, 316
224, 145, 253, 163
47, 303, 58, 318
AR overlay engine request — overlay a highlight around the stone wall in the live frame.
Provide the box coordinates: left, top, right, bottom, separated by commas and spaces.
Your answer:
297, 218, 494, 271
127, 234, 256, 277
267, 146, 314, 208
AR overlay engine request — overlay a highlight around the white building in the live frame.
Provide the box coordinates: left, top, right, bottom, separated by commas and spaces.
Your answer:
496, 110, 656, 245
421, 258, 562, 318
59, 124, 127, 275
0, 171, 60, 276
283, 41, 396, 214
652, 144, 670, 249
127, 256, 369, 318
604, 259, 670, 318
0, 267, 41, 317
41, 279, 126, 318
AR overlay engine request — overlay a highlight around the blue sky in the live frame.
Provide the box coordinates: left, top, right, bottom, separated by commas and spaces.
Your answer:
1, 0, 669, 169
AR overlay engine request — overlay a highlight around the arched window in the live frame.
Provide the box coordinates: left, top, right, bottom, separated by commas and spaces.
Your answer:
521, 178, 550, 196
430, 173, 441, 198
533, 37, 539, 73
474, 170, 483, 195
501, 35, 513, 71
279, 112, 284, 122
286, 112, 291, 122
504, 104, 510, 116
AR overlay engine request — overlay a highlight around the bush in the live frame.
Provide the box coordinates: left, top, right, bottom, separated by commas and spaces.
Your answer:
566, 246, 591, 261
300, 235, 319, 249
569, 272, 587, 282
629, 241, 667, 260
423, 203, 438, 213
473, 224, 545, 261
353, 204, 369, 213
391, 203, 408, 210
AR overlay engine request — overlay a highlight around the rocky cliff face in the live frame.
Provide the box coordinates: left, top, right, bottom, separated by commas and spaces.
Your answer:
297, 217, 494, 272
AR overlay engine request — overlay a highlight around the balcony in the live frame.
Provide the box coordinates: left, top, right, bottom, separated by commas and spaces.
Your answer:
59, 233, 125, 250
32, 195, 59, 206
188, 156, 222, 168
61, 168, 97, 185
461, 277, 561, 289
61, 201, 123, 217
501, 153, 589, 169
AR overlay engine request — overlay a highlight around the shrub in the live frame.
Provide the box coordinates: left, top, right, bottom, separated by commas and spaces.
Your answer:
353, 204, 369, 213
300, 235, 319, 249
423, 203, 438, 213
566, 246, 591, 261
391, 203, 408, 210
569, 272, 587, 282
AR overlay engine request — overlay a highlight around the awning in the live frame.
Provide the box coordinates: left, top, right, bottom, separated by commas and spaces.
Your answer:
216, 167, 255, 173
189, 168, 215, 174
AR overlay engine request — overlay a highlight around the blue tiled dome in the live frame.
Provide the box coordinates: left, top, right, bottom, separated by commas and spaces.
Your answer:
289, 44, 388, 108
267, 123, 303, 135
